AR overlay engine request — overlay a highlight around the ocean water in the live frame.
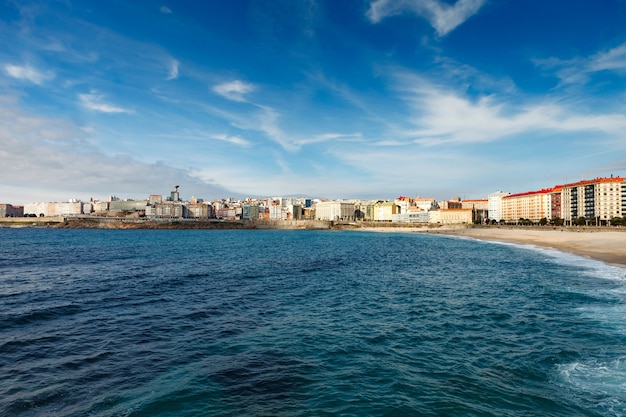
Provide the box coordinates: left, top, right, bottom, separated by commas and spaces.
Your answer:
1, 229, 625, 417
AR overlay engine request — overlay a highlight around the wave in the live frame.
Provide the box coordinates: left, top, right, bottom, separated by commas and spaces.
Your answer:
465, 236, 626, 283
556, 357, 626, 415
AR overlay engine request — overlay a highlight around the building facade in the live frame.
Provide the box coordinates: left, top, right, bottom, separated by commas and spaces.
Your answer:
315, 201, 355, 221
153, 202, 184, 218
372, 202, 399, 221
0, 204, 24, 217
413, 198, 438, 212
392, 210, 429, 223
488, 191, 510, 222
501, 189, 552, 223
24, 201, 85, 217
242, 203, 260, 220
560, 176, 625, 225
185, 203, 214, 219
439, 209, 474, 224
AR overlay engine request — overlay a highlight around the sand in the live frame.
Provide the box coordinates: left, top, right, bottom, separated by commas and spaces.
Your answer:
426, 227, 626, 267
353, 225, 626, 267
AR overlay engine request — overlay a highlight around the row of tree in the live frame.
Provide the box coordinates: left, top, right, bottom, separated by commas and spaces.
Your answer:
483, 216, 626, 226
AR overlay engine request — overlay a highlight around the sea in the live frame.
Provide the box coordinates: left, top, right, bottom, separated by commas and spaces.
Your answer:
1, 228, 625, 417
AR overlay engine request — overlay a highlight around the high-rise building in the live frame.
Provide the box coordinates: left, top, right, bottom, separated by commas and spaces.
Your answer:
560, 176, 625, 225
501, 189, 553, 223
500, 176, 625, 225
488, 191, 510, 222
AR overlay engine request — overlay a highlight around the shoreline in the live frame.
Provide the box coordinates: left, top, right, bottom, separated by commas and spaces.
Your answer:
421, 227, 626, 268
2, 217, 625, 267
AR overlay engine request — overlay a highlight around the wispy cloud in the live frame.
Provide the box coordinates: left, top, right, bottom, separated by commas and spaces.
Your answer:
535, 42, 626, 85
212, 80, 256, 102
250, 105, 290, 148
210, 134, 252, 147
391, 72, 626, 146
167, 59, 179, 80
4, 64, 54, 84
0, 98, 234, 202
366, 0, 486, 36
295, 132, 363, 146
79, 91, 131, 114
160, 6, 172, 14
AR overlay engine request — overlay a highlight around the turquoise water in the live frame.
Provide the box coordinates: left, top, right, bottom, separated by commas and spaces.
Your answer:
1, 229, 625, 416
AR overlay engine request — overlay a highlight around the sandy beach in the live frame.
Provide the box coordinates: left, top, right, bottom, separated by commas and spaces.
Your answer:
354, 225, 626, 267
427, 227, 626, 267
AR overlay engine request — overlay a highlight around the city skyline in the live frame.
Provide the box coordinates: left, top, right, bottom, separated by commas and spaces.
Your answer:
1, 0, 626, 205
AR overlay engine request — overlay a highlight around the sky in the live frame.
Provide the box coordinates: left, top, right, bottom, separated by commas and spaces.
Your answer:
1, 0, 626, 204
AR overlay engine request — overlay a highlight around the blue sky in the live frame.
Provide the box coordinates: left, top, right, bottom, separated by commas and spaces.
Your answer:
1, 0, 626, 204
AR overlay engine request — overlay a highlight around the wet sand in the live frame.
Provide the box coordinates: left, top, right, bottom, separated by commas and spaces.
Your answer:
427, 227, 626, 267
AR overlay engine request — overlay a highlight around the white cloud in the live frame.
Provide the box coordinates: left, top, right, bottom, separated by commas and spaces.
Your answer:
294, 132, 362, 146
4, 64, 54, 84
79, 91, 131, 114
588, 43, 626, 73
160, 6, 172, 14
210, 134, 252, 147
535, 42, 626, 85
167, 59, 179, 80
367, 0, 486, 36
212, 80, 256, 102
204, 99, 363, 152
391, 72, 626, 146
0, 98, 235, 203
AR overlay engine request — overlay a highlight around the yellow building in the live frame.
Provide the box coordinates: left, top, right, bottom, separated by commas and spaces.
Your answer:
439, 209, 474, 224
372, 201, 399, 221
461, 199, 488, 210
501, 189, 552, 223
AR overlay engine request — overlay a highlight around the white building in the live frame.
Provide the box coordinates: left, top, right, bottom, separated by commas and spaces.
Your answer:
488, 191, 510, 222
392, 211, 429, 223
24, 201, 85, 217
414, 197, 438, 212
315, 201, 355, 221
428, 210, 441, 224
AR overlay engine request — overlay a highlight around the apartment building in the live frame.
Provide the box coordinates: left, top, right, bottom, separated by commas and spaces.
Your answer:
185, 203, 214, 219
242, 203, 260, 220
394, 196, 413, 214
392, 206, 429, 223
372, 201, 399, 221
439, 209, 474, 224
153, 202, 184, 218
315, 201, 355, 221
461, 199, 488, 210
488, 191, 510, 222
501, 189, 553, 223
560, 176, 625, 225
413, 197, 438, 212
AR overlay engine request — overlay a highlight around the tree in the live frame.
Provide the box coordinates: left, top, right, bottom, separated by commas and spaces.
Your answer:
539, 217, 548, 226
573, 216, 587, 226
551, 217, 564, 226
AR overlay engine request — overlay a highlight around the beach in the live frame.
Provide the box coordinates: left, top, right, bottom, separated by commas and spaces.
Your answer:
428, 227, 626, 267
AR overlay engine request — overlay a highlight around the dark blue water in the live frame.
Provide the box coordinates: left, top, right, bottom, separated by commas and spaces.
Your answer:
1, 229, 625, 416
